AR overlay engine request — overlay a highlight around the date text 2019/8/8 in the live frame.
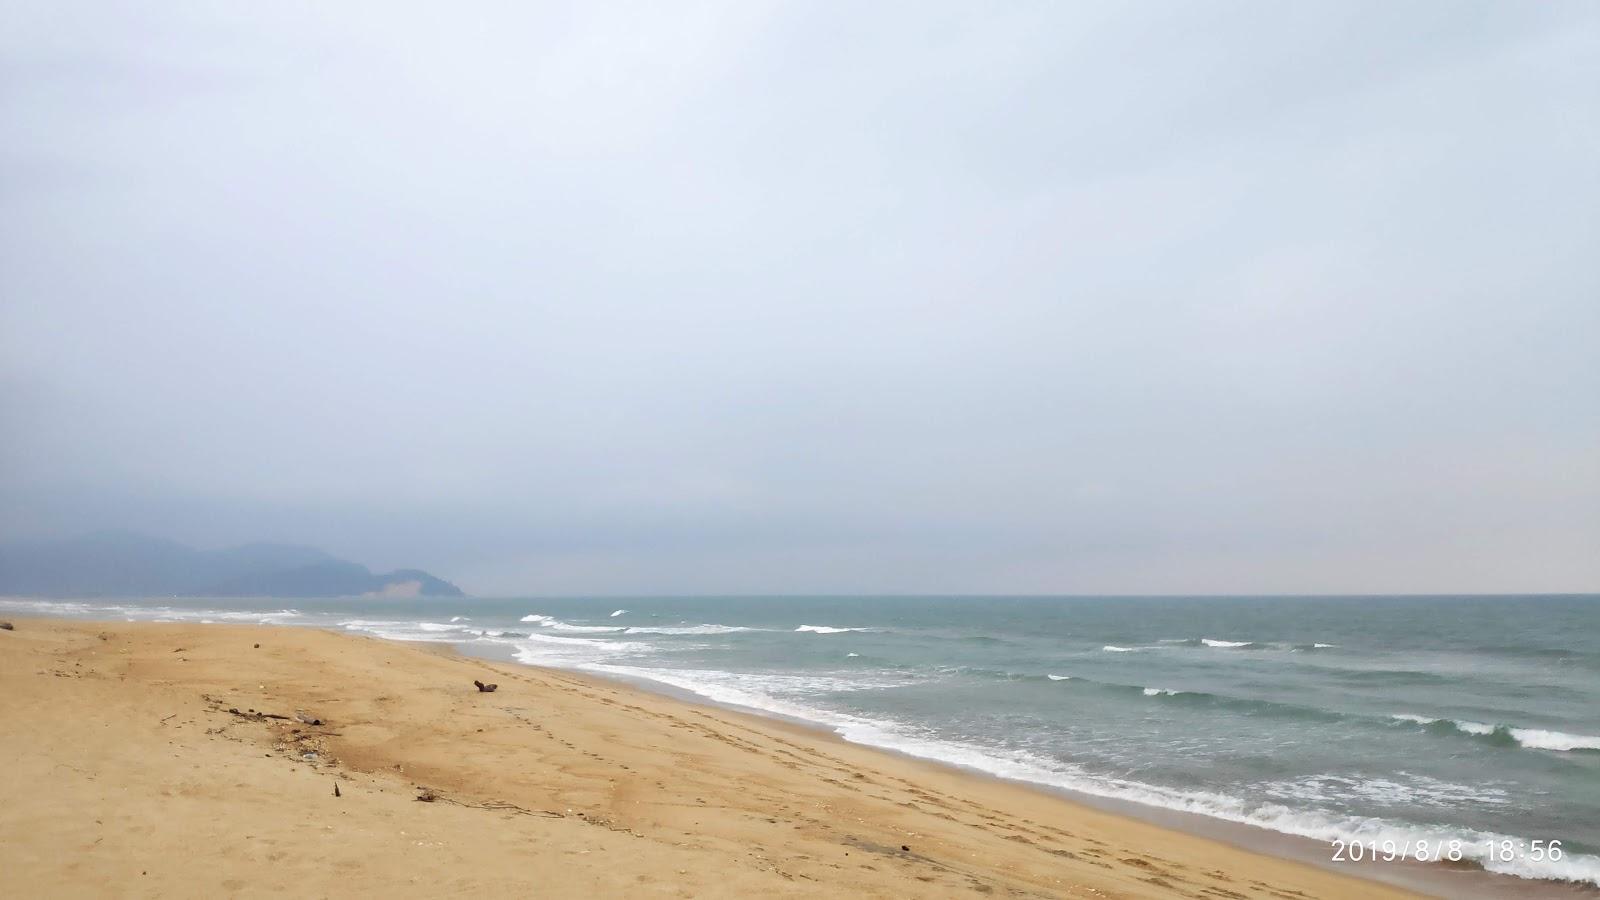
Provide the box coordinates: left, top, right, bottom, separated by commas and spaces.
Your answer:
1331, 838, 1563, 863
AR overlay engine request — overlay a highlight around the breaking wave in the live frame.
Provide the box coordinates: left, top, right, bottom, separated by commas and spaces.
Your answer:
518, 613, 624, 633
623, 624, 755, 635
1390, 715, 1600, 752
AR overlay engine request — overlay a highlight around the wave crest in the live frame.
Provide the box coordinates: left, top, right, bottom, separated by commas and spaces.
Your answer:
518, 613, 624, 633
623, 624, 754, 635
1390, 715, 1600, 752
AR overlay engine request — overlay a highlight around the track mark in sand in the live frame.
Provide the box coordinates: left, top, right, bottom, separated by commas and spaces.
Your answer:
840, 836, 1002, 894
1249, 880, 1305, 896
1120, 855, 1195, 886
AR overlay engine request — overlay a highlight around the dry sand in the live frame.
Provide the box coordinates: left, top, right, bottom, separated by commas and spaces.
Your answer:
0, 619, 1418, 898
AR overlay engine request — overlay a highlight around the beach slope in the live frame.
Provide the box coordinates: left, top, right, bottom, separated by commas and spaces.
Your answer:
0, 620, 1413, 898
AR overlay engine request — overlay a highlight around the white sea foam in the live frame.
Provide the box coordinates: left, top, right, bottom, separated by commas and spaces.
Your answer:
1102, 645, 1136, 652
546, 622, 626, 633
517, 613, 624, 633
795, 625, 861, 634
1201, 638, 1252, 648
0, 597, 318, 628
583, 664, 854, 722
417, 621, 469, 632
340, 619, 463, 642
1264, 772, 1513, 809
509, 630, 650, 667
449, 616, 468, 622
1510, 728, 1600, 751
847, 652, 860, 657
610, 609, 627, 617
1142, 687, 1186, 696
1047, 674, 1071, 681
331, 618, 517, 648
581, 665, 919, 704
623, 624, 753, 635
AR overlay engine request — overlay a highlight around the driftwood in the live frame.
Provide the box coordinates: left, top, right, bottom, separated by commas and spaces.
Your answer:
333, 781, 341, 798
0, 622, 13, 631
473, 680, 498, 693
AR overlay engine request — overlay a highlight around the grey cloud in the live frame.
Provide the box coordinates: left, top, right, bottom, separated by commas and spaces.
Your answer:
2, 1, 1596, 594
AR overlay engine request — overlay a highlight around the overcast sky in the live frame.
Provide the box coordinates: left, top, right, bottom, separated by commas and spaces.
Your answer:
2, 1, 1596, 595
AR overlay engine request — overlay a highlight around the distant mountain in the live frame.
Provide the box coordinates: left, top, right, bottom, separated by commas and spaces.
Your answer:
0, 531, 464, 598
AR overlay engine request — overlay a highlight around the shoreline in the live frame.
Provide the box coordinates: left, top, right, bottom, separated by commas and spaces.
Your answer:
450, 635, 1591, 900
2, 617, 1434, 898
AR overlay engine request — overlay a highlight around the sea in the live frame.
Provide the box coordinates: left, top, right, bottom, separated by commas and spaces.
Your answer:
6, 593, 1598, 890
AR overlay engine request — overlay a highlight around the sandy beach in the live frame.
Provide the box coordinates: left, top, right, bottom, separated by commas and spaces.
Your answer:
0, 619, 1418, 898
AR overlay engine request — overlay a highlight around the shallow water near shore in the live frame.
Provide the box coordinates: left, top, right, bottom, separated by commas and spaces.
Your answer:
8, 593, 1599, 889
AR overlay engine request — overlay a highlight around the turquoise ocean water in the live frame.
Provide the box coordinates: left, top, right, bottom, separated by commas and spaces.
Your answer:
7, 593, 1597, 888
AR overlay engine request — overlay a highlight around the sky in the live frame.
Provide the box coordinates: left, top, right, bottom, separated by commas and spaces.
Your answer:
2, 1, 1597, 595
